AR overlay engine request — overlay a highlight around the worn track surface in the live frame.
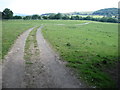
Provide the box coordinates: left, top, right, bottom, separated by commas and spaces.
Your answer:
2, 27, 34, 88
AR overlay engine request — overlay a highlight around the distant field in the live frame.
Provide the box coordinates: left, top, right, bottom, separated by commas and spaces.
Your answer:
90, 15, 103, 18
2, 20, 118, 87
42, 21, 118, 87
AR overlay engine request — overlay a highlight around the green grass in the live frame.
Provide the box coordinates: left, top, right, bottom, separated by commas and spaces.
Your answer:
2, 20, 36, 59
24, 26, 39, 60
42, 21, 118, 88
25, 62, 33, 64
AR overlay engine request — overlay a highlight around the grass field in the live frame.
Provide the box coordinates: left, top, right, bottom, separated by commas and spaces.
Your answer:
2, 20, 118, 87
42, 21, 118, 87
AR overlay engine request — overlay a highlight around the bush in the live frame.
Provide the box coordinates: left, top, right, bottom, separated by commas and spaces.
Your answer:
23, 16, 32, 20
31, 14, 39, 20
13, 16, 22, 19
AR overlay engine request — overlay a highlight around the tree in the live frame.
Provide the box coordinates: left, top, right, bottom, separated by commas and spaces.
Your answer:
2, 8, 13, 19
48, 13, 56, 19
62, 15, 70, 20
32, 14, 39, 19
13, 16, 22, 19
70, 15, 80, 20
23, 16, 31, 20
54, 13, 63, 19
38, 16, 42, 20
70, 16, 75, 20
79, 16, 83, 20
42, 16, 48, 19
75, 15, 80, 20
83, 16, 92, 20
99, 17, 108, 22
107, 17, 118, 23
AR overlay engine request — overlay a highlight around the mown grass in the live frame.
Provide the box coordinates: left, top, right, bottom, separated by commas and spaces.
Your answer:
42, 22, 118, 88
24, 26, 39, 61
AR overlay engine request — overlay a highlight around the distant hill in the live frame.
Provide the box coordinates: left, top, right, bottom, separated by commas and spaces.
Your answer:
64, 11, 93, 15
41, 13, 55, 16
93, 8, 118, 16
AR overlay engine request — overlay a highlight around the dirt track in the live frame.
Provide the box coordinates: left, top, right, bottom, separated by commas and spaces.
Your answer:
2, 27, 34, 88
35, 26, 86, 88
2, 25, 87, 88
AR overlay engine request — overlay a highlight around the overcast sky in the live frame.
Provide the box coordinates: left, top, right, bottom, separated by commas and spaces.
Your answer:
0, 0, 119, 15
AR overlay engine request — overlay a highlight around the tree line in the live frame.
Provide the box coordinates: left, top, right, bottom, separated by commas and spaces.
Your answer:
1, 8, 119, 23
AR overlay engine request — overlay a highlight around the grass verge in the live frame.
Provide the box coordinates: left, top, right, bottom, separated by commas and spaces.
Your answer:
24, 26, 39, 63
